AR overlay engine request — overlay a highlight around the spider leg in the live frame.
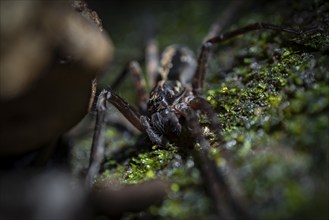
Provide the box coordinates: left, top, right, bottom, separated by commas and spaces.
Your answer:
86, 89, 155, 185
145, 38, 159, 89
140, 116, 165, 146
110, 61, 148, 113
202, 0, 244, 42
106, 88, 145, 132
128, 61, 149, 113
192, 42, 212, 96
181, 109, 252, 220
207, 22, 303, 44
86, 92, 170, 215
86, 90, 108, 188
187, 96, 237, 162
192, 22, 305, 95
188, 96, 223, 142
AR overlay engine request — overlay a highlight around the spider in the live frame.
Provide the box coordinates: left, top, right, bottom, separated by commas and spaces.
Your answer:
104, 23, 303, 147
87, 23, 305, 219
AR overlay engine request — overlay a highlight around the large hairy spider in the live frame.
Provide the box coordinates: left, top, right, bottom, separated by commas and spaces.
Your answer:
105, 23, 301, 147
87, 23, 304, 219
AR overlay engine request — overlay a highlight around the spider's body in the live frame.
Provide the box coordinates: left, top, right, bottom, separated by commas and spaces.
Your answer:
145, 79, 193, 146
143, 46, 198, 147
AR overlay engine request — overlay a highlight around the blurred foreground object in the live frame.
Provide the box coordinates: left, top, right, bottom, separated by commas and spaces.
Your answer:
0, 169, 169, 220
0, 0, 113, 155
0, 170, 87, 220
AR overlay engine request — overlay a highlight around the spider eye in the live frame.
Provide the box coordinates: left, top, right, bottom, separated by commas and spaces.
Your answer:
156, 96, 163, 103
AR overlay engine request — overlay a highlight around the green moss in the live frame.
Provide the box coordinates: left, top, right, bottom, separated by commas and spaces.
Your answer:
153, 190, 214, 220
121, 147, 176, 183
205, 4, 329, 218
105, 142, 214, 219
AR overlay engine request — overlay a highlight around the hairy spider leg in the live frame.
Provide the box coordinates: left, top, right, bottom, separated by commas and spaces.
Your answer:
128, 61, 149, 113
140, 115, 164, 145
188, 96, 223, 143
181, 108, 252, 220
86, 89, 153, 187
86, 90, 108, 188
110, 61, 149, 113
192, 42, 212, 96
192, 22, 303, 95
145, 38, 159, 89
202, 0, 245, 42
106, 88, 144, 132
185, 22, 304, 219
111, 39, 160, 113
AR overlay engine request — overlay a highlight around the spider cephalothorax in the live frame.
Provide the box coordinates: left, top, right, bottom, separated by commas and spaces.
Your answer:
143, 78, 196, 146
147, 80, 186, 115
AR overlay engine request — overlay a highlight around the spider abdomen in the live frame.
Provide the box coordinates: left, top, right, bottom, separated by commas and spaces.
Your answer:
159, 45, 197, 85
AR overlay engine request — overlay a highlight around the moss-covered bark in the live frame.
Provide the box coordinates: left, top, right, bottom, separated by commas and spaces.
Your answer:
74, 0, 329, 219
